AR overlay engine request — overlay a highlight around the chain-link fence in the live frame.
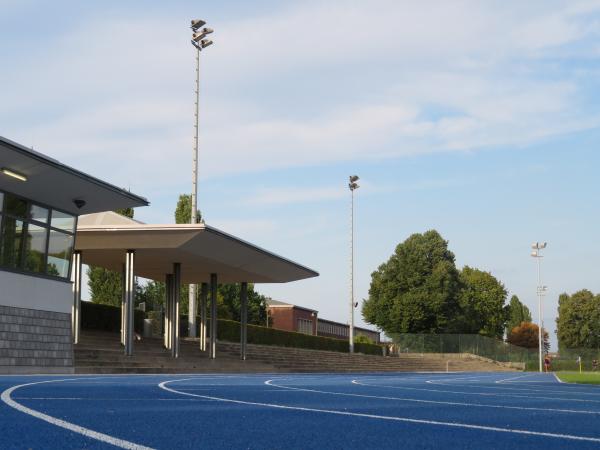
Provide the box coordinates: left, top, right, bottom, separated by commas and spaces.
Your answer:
388, 333, 538, 365
549, 348, 600, 372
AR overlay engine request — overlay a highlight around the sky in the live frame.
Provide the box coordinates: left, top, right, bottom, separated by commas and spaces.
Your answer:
2, 0, 600, 349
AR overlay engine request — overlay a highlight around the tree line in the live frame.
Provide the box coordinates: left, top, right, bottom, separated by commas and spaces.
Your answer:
87, 195, 268, 326
362, 230, 547, 349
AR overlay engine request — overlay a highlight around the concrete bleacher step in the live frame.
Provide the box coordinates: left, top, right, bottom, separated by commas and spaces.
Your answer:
74, 331, 516, 374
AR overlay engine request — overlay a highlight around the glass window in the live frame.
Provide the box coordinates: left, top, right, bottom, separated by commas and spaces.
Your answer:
50, 210, 75, 233
47, 230, 74, 278
4, 194, 28, 218
0, 192, 4, 210
0, 217, 24, 268
30, 205, 49, 224
24, 224, 47, 273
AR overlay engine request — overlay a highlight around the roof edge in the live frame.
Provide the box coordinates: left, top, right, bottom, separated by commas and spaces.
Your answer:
0, 136, 149, 207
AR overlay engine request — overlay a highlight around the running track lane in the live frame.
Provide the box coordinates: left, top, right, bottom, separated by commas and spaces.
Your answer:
1, 372, 600, 449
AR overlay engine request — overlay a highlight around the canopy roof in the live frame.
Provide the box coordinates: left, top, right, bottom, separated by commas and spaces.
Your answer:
0, 136, 148, 215
76, 212, 319, 284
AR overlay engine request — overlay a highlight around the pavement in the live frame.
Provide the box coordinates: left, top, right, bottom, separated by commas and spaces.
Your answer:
1, 372, 599, 449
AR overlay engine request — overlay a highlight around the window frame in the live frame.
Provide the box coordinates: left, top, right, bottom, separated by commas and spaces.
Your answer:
0, 188, 77, 282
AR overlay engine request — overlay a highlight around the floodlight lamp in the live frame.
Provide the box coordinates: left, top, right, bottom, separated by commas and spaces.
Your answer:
531, 242, 539, 250
193, 28, 214, 42
191, 19, 206, 31
541, 242, 547, 249
1, 167, 27, 181
201, 39, 213, 48
531, 251, 538, 257
349, 175, 359, 183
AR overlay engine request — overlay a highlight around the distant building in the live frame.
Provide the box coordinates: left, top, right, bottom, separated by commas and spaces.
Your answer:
266, 299, 380, 343
317, 318, 380, 344
267, 299, 318, 336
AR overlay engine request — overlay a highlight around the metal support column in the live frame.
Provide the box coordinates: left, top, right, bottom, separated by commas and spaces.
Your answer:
164, 274, 172, 350
209, 273, 217, 359
121, 263, 126, 346
240, 281, 248, 360
200, 282, 208, 351
172, 263, 181, 358
124, 250, 135, 356
71, 251, 82, 344
165, 274, 173, 350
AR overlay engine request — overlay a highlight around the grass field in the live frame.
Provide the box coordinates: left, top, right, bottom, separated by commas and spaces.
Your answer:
557, 372, 600, 385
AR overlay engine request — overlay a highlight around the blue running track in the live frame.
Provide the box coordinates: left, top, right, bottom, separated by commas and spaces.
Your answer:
1, 372, 600, 449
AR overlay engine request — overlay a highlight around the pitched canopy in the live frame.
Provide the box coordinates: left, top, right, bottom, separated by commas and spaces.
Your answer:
76, 212, 318, 284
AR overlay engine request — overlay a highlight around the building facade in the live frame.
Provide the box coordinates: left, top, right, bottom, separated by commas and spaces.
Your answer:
266, 299, 380, 343
317, 318, 380, 343
267, 299, 318, 336
0, 136, 147, 373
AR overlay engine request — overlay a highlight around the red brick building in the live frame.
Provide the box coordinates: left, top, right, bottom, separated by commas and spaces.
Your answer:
266, 299, 380, 343
267, 299, 317, 335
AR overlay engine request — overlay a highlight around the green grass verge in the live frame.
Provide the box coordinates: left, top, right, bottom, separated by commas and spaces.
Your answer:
556, 372, 600, 385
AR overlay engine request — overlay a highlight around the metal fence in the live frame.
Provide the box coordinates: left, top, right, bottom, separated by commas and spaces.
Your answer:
549, 348, 600, 371
388, 333, 538, 364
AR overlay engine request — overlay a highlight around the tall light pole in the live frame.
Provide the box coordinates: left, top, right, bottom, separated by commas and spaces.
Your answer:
349, 175, 359, 353
531, 242, 547, 373
188, 19, 213, 338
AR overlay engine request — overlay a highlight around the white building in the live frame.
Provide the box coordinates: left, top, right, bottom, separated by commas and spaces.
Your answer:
0, 136, 147, 373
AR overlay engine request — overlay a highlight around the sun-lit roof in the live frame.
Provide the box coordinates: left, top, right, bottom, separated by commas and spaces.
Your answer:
76, 212, 319, 284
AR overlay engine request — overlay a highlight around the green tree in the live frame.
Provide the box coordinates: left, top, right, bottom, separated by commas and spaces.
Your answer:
218, 284, 267, 325
457, 266, 507, 338
354, 335, 374, 344
174, 194, 201, 224
87, 207, 134, 306
505, 295, 532, 335
556, 290, 600, 349
362, 230, 461, 334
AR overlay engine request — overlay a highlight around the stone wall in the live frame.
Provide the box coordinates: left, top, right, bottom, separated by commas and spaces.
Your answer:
0, 305, 74, 374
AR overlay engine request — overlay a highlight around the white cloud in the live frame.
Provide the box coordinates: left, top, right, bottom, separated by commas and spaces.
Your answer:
246, 186, 345, 206
2, 0, 600, 190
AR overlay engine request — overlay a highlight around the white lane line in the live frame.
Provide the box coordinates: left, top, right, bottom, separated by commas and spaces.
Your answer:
555, 373, 566, 384
158, 378, 600, 444
351, 379, 600, 404
1, 378, 155, 450
262, 378, 600, 415
495, 374, 543, 383
425, 380, 600, 396
14, 397, 209, 401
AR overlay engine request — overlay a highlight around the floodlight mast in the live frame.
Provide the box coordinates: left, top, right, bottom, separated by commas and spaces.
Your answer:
189, 19, 214, 341
531, 242, 548, 373
349, 175, 360, 353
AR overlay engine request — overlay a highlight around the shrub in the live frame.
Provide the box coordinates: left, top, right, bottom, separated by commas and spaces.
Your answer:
81, 301, 144, 333
354, 341, 383, 355
216, 319, 382, 355
160, 315, 383, 355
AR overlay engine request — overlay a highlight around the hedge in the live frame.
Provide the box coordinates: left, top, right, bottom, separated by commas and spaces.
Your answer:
190, 318, 382, 355
81, 301, 144, 333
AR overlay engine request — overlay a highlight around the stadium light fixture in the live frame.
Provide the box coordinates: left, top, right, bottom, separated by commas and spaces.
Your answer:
531, 241, 548, 373
191, 19, 206, 31
192, 27, 213, 43
189, 18, 215, 342
349, 175, 360, 353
